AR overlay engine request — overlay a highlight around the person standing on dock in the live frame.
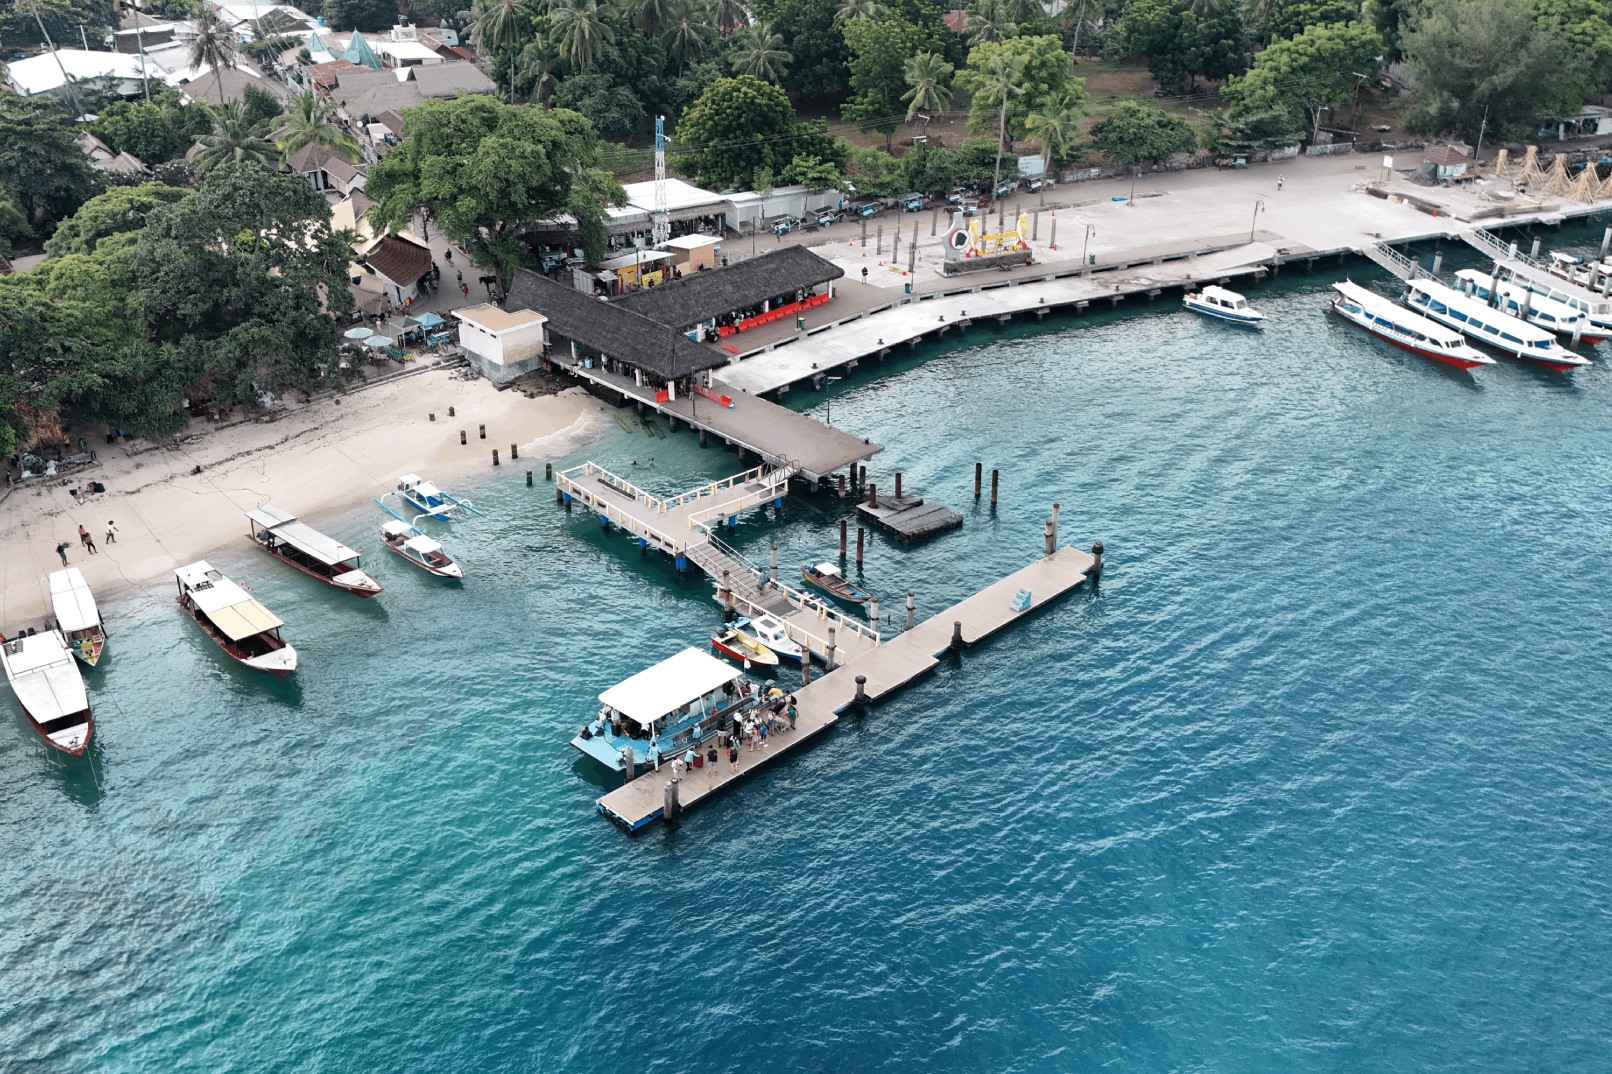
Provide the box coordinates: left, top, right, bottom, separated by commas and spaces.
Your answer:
787, 698, 797, 732
728, 743, 739, 772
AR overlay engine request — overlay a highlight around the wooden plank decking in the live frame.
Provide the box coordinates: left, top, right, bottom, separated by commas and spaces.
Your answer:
596, 544, 1098, 831
855, 493, 964, 543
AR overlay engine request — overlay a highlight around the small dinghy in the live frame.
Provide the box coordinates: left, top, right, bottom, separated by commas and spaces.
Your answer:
801, 561, 871, 605
711, 625, 780, 668
380, 520, 464, 579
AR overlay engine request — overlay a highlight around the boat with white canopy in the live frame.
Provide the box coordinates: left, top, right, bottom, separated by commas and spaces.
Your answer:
1, 627, 93, 755
247, 504, 383, 597
380, 519, 463, 579
1404, 278, 1590, 370
395, 474, 483, 520
175, 561, 298, 674
572, 647, 759, 775
1183, 285, 1267, 325
1451, 269, 1597, 342
1329, 281, 1493, 369
48, 567, 107, 666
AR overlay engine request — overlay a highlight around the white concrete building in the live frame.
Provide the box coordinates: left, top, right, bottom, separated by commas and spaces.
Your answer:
454, 304, 550, 384
5, 50, 158, 98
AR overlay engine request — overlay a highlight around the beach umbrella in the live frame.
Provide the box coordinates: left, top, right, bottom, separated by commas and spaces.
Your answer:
366, 335, 395, 348
344, 326, 374, 340
415, 311, 445, 329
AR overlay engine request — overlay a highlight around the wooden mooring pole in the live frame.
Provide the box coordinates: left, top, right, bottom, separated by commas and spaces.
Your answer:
906, 591, 915, 630
990, 469, 999, 505
856, 526, 865, 566
974, 462, 982, 499
839, 518, 848, 557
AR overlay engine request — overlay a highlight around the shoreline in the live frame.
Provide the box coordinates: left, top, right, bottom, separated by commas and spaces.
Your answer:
0, 367, 605, 627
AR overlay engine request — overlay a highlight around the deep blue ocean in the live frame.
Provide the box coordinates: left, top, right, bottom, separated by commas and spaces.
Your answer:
4, 227, 1612, 1073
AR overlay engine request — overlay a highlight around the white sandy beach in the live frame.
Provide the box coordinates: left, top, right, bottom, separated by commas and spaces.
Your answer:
0, 366, 604, 625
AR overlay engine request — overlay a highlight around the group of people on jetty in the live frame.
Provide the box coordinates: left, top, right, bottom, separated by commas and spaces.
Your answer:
664, 683, 799, 779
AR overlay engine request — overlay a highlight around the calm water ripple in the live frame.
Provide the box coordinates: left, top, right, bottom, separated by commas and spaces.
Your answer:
5, 235, 1612, 1072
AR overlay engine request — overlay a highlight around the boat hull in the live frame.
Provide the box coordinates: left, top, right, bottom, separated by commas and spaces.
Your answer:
801, 568, 871, 605
67, 632, 105, 667
382, 539, 463, 579
22, 704, 93, 756
179, 601, 298, 675
1331, 301, 1489, 369
712, 632, 780, 667
251, 538, 383, 597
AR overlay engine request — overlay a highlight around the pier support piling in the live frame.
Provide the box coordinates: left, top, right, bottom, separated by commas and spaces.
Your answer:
1044, 519, 1054, 556
623, 748, 636, 782
894, 472, 902, 498
974, 462, 982, 500
429, 413, 435, 422
869, 598, 879, 632
664, 779, 680, 821
1431, 252, 1442, 274
492, 449, 500, 467
448, 406, 455, 417
510, 443, 518, 460
526, 470, 533, 487
1602, 227, 1611, 257
1051, 502, 1060, 547
868, 482, 878, 509
769, 543, 778, 587
906, 591, 915, 630
839, 518, 848, 557
990, 469, 999, 506
801, 652, 812, 684
460, 430, 466, 445
950, 620, 964, 651
854, 675, 868, 705
1530, 237, 1542, 258
856, 526, 865, 566
826, 627, 837, 670
1091, 541, 1104, 581
479, 424, 486, 440
545, 462, 553, 481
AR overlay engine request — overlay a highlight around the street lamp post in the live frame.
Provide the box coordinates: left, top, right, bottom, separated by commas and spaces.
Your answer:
1249, 199, 1265, 243
1081, 224, 1096, 267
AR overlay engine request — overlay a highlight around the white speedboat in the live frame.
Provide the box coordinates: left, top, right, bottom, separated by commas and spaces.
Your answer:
1491, 261, 1612, 342
732, 613, 805, 664
1404, 278, 1590, 370
396, 474, 482, 519
175, 561, 298, 674
1, 628, 93, 755
1452, 270, 1593, 341
380, 519, 464, 578
1183, 285, 1266, 325
1330, 281, 1493, 369
49, 567, 107, 666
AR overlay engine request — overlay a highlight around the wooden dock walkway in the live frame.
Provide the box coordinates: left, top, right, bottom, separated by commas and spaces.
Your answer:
596, 543, 1098, 831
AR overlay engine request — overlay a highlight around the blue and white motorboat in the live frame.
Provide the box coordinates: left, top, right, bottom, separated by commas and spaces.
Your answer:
1183, 285, 1266, 325
571, 647, 761, 775
395, 473, 483, 519
1403, 278, 1590, 370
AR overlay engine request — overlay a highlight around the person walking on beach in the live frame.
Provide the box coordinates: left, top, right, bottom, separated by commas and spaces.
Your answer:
460, 283, 469, 299
55, 542, 69, 566
105, 520, 118, 544
78, 525, 97, 554
1277, 174, 1285, 191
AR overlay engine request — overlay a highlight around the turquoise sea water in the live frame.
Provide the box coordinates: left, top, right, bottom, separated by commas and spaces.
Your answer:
5, 230, 1612, 1073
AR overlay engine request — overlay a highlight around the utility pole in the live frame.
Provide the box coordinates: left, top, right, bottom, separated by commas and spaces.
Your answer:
27, 0, 85, 118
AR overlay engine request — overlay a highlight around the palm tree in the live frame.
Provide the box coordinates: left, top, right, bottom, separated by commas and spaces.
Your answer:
834, 0, 887, 22
967, 0, 1017, 44
550, 0, 615, 68
661, 2, 716, 71
189, 7, 240, 106
516, 35, 561, 105
1025, 88, 1084, 165
1061, 0, 1093, 57
625, 0, 679, 36
728, 21, 791, 82
901, 51, 954, 121
979, 52, 1023, 195
194, 101, 277, 173
1187, 0, 1225, 15
473, 0, 529, 101
277, 92, 360, 162
711, 0, 749, 35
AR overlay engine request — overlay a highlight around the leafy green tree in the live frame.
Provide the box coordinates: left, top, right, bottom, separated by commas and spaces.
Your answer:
728, 21, 795, 81
134, 162, 354, 404
1534, 0, 1612, 108
365, 96, 623, 280
836, 0, 888, 19
756, 0, 849, 103
1025, 88, 1086, 164
193, 102, 279, 174
1264, 0, 1361, 42
0, 96, 100, 233
45, 183, 191, 258
959, 35, 1085, 141
550, 0, 616, 67
551, 72, 646, 138
0, 191, 31, 257
143, 0, 200, 16
92, 99, 189, 165
842, 17, 924, 150
322, 0, 402, 32
472, 0, 539, 100
625, 0, 680, 35
896, 141, 960, 193
965, 0, 1019, 43
845, 144, 903, 196
673, 75, 797, 187
0, 0, 115, 48
277, 92, 360, 162
662, 1, 718, 71
713, 0, 751, 32
781, 153, 849, 189
1088, 100, 1197, 165
1363, 0, 1414, 58
1216, 107, 1306, 147
903, 50, 955, 120
1227, 20, 1382, 137
241, 84, 287, 129
1117, 0, 1245, 90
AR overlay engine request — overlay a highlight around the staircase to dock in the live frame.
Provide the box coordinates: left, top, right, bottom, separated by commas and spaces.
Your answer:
1360, 240, 1434, 282
1461, 226, 1548, 271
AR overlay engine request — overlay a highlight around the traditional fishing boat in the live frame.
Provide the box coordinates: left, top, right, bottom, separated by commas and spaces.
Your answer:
1451, 269, 1598, 342
1, 628, 93, 755
48, 567, 107, 666
1330, 282, 1493, 369
711, 625, 780, 668
1404, 278, 1590, 370
801, 561, 872, 605
247, 505, 383, 596
380, 519, 464, 579
1183, 285, 1267, 325
175, 561, 298, 674
571, 647, 760, 774
396, 474, 482, 520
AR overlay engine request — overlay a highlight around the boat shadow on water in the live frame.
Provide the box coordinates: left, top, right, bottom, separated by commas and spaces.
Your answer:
179, 632, 307, 709
15, 732, 108, 808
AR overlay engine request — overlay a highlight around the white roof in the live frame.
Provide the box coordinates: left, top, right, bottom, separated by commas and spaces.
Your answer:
375, 40, 439, 62
598, 249, 674, 271
405, 534, 444, 554
1, 630, 89, 724
6, 50, 150, 95
399, 474, 444, 497
814, 562, 842, 576
175, 561, 285, 641
454, 303, 545, 333
663, 234, 721, 250
247, 504, 360, 566
1407, 278, 1555, 346
1332, 281, 1465, 346
598, 647, 739, 726
1201, 285, 1245, 303
48, 568, 101, 633
1453, 269, 1581, 317
621, 178, 726, 214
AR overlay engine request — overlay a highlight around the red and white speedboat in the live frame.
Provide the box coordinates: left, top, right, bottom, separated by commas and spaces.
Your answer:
1330, 281, 1493, 369
380, 519, 463, 579
176, 561, 298, 674
1, 627, 93, 755
247, 505, 382, 597
1404, 278, 1590, 371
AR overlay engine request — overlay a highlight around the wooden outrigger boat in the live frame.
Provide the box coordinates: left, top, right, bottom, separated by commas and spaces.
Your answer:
175, 561, 298, 674
571, 647, 761, 775
711, 624, 780, 668
394, 474, 483, 520
1, 627, 93, 755
380, 519, 464, 579
48, 567, 107, 666
801, 561, 872, 605
247, 505, 382, 597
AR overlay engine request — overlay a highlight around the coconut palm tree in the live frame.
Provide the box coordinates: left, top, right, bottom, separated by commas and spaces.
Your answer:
901, 50, 954, 121
550, 0, 615, 68
188, 7, 240, 106
516, 35, 561, 105
1025, 88, 1084, 165
1061, 0, 1094, 57
624, 0, 679, 36
978, 51, 1023, 194
711, 0, 749, 35
194, 101, 278, 173
967, 0, 1017, 44
472, 0, 529, 101
277, 91, 360, 162
727, 21, 791, 82
661, 1, 717, 71
834, 0, 887, 22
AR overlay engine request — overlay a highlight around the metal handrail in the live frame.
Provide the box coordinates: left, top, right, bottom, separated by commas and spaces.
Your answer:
1467, 227, 1548, 272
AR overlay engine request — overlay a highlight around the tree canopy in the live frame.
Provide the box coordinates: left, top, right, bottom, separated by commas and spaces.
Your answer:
1089, 100, 1198, 166
45, 184, 191, 259
365, 95, 623, 277
1227, 21, 1384, 136
842, 17, 926, 150
1117, 0, 1245, 91
674, 75, 845, 189
0, 0, 115, 48
1400, 0, 1574, 136
0, 96, 100, 234
958, 35, 1086, 142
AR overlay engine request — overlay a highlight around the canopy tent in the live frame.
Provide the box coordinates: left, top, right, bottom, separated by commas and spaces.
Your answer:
415, 311, 445, 329
246, 505, 360, 566
365, 335, 395, 349
342, 30, 382, 70
598, 647, 739, 727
